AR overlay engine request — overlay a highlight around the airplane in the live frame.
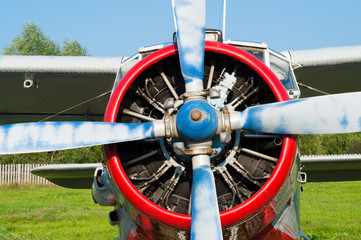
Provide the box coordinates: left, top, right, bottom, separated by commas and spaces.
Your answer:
1, 0, 361, 239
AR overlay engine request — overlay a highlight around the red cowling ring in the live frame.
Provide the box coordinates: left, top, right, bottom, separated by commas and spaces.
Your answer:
104, 41, 297, 229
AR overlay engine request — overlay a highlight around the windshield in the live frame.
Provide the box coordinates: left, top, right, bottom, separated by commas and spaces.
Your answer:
245, 49, 264, 63
269, 52, 298, 90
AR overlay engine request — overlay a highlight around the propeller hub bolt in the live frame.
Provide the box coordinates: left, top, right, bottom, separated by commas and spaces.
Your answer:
190, 110, 202, 121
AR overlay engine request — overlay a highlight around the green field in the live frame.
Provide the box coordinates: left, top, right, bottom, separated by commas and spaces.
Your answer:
301, 181, 361, 240
0, 184, 118, 239
0, 182, 360, 240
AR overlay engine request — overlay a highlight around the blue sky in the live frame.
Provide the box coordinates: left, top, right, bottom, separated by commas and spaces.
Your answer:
1, 0, 360, 57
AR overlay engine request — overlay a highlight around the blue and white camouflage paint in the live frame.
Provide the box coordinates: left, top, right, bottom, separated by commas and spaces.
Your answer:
191, 155, 222, 240
0, 121, 156, 154
172, 0, 206, 92
230, 92, 361, 134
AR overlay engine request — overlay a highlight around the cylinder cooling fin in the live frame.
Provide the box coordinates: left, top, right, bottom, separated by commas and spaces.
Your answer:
104, 42, 297, 229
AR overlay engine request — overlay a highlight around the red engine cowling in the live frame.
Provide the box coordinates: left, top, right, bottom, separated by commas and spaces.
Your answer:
103, 41, 298, 239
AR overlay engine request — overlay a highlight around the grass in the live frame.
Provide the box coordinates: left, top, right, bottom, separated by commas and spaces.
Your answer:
0, 182, 360, 239
301, 181, 361, 240
0, 184, 118, 239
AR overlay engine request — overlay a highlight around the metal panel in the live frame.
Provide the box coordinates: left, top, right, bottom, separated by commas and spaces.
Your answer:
0, 56, 124, 74
283, 46, 361, 67
301, 154, 361, 181
282, 46, 361, 98
31, 163, 102, 189
0, 72, 116, 123
294, 62, 361, 98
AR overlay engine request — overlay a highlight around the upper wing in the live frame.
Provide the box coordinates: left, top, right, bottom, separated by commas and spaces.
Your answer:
282, 45, 361, 97
0, 55, 126, 124
0, 56, 126, 189
300, 154, 361, 182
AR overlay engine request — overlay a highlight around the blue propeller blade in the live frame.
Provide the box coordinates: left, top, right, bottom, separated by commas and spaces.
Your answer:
191, 155, 222, 240
172, 0, 206, 92
230, 91, 361, 134
173, 2, 221, 238
0, 121, 156, 154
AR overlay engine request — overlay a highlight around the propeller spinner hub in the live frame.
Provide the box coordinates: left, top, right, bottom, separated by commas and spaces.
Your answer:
190, 110, 202, 121
176, 100, 218, 142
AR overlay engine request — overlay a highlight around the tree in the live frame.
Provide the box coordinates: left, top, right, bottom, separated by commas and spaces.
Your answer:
60, 39, 89, 56
299, 133, 361, 156
3, 23, 59, 55
2, 23, 88, 56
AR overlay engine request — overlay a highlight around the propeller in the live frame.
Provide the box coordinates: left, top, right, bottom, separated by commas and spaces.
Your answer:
172, 0, 206, 93
7, 94, 358, 148
191, 155, 222, 240
0, 121, 162, 154
1, 1, 360, 240
173, 1, 223, 239
230, 91, 361, 134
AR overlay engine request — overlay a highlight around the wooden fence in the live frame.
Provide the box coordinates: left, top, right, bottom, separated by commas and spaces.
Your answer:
0, 164, 52, 185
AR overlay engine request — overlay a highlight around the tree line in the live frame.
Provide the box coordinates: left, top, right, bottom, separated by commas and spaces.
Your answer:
3, 23, 88, 56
